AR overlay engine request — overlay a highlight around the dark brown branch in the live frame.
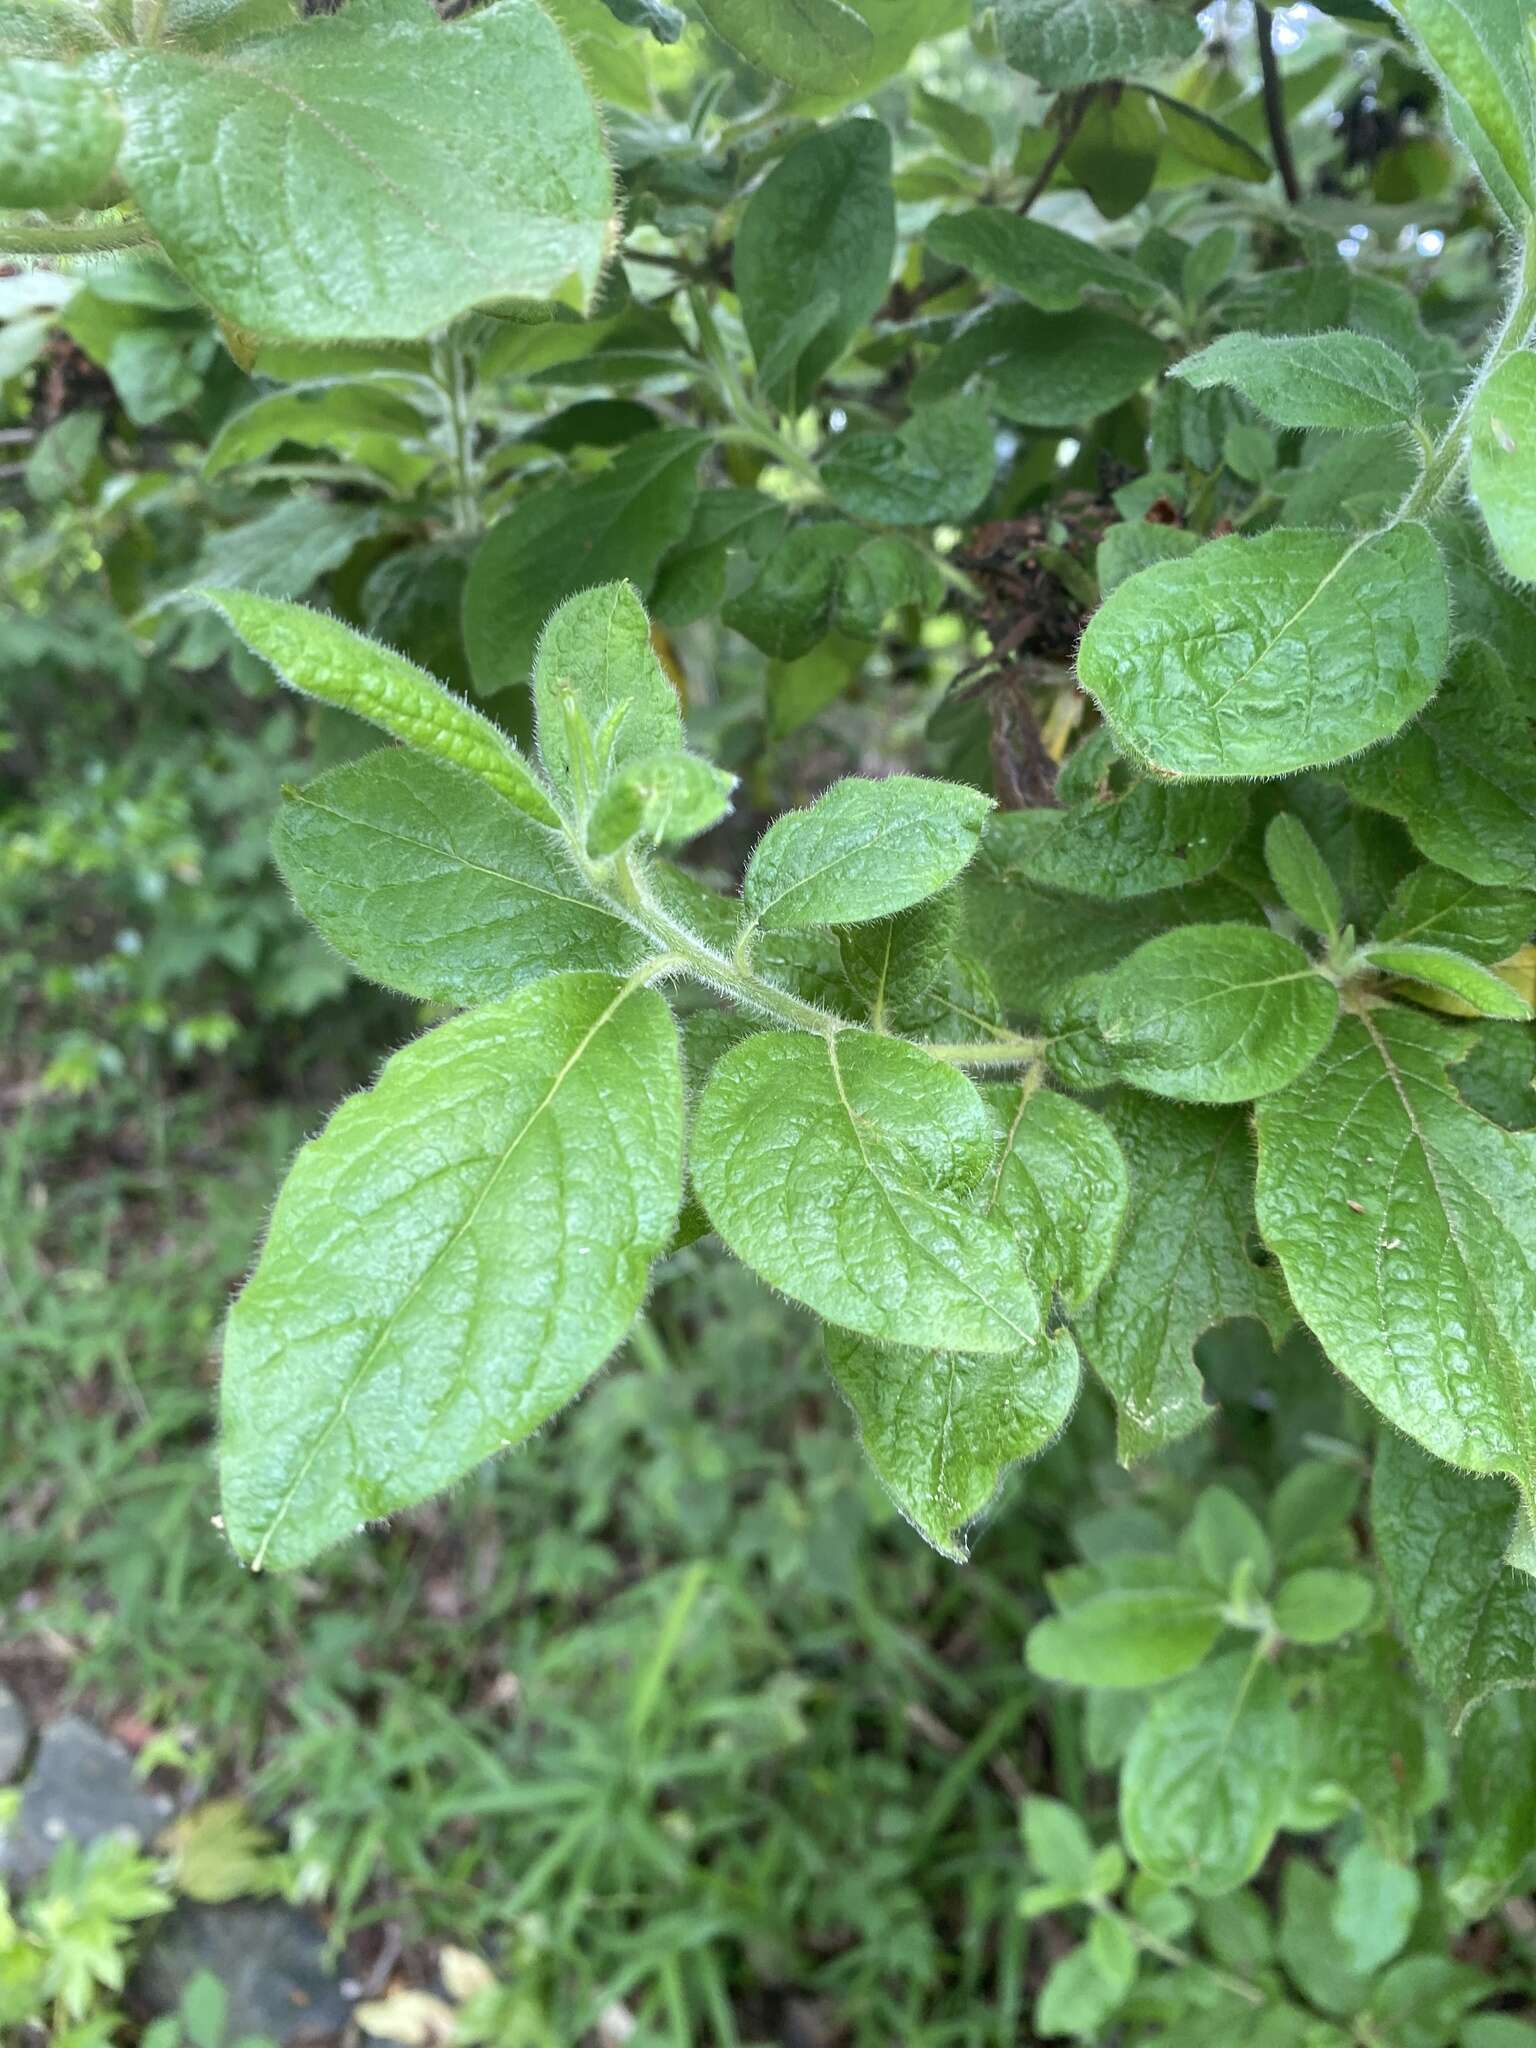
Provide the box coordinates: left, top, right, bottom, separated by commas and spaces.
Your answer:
1255, 5, 1303, 204
1017, 87, 1095, 216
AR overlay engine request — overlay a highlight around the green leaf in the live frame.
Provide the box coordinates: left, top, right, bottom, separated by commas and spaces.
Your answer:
824, 1324, 1079, 1560
1305, 1639, 1426, 1857
1035, 1918, 1137, 2040
1171, 331, 1422, 432
735, 118, 894, 411
742, 775, 992, 931
914, 304, 1164, 426
586, 752, 736, 856
838, 897, 956, 1022
203, 381, 432, 485
1372, 1429, 1536, 1727
984, 1084, 1130, 1312
1097, 925, 1339, 1103
694, 0, 873, 91
1074, 1095, 1290, 1461
89, 0, 614, 341
1266, 815, 1344, 939
997, 0, 1201, 87
925, 207, 1160, 311
1096, 520, 1200, 596
1340, 641, 1536, 888
1363, 941, 1533, 1020
650, 489, 786, 630
0, 56, 120, 208
691, 1030, 1042, 1354
820, 395, 995, 525
1188, 1485, 1274, 1592
531, 582, 683, 803
1469, 353, 1536, 581
1079, 524, 1450, 779
272, 750, 648, 1005
1120, 1654, 1296, 1896
220, 972, 683, 1569
1277, 1861, 1370, 2018
1028, 1584, 1224, 1688
1140, 85, 1271, 183
911, 85, 994, 167
722, 521, 867, 660
463, 431, 707, 696
198, 588, 558, 826
1377, 866, 1535, 964
1023, 1797, 1098, 1889
1331, 1841, 1420, 1975
599, 0, 683, 38
1385, 0, 1536, 219
1272, 1568, 1375, 1645
1256, 1007, 1536, 1510
985, 770, 1247, 902
1446, 1691, 1536, 1915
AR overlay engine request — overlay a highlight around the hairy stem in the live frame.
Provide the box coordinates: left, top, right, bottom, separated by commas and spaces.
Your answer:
0, 217, 157, 256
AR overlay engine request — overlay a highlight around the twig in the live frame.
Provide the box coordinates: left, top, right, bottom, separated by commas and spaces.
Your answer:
1255, 5, 1302, 203
1017, 88, 1095, 215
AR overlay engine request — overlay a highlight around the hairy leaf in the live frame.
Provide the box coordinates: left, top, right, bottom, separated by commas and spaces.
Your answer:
198, 588, 558, 825
1372, 1429, 1536, 1727
742, 775, 992, 931
272, 750, 649, 1003
985, 775, 1247, 902
221, 973, 683, 1569
1074, 1094, 1290, 1461
820, 395, 995, 525
532, 581, 683, 801
586, 752, 736, 854
1171, 331, 1421, 432
1256, 1007, 1536, 1506
997, 0, 1201, 87
691, 1030, 1042, 1353
1098, 925, 1339, 1103
1363, 941, 1533, 1020
824, 1324, 1079, 1560
89, 0, 614, 341
1079, 524, 1450, 779
1265, 815, 1344, 939
463, 431, 707, 696
695, 0, 873, 90
1385, 0, 1536, 219
1469, 353, 1536, 582
915, 303, 1164, 426
1376, 866, 1536, 964
0, 56, 120, 208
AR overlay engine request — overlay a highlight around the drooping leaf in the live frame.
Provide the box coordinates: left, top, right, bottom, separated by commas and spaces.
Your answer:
1256, 1006, 1536, 1508
1120, 1654, 1297, 1896
824, 1324, 1080, 1560
0, 56, 120, 208
220, 973, 683, 1569
1340, 642, 1536, 887
197, 587, 559, 825
1376, 866, 1536, 964
1073, 1094, 1290, 1461
272, 750, 650, 1004
742, 775, 993, 932
996, 0, 1202, 88
1097, 925, 1339, 1103
734, 118, 894, 410
1171, 331, 1422, 432
1372, 1429, 1536, 1727
985, 773, 1247, 902
1078, 524, 1450, 779
914, 304, 1164, 426
1469, 352, 1536, 582
925, 207, 1160, 311
1363, 941, 1533, 1020
691, 1030, 1043, 1353
820, 395, 996, 525
694, 0, 873, 90
88, 0, 615, 341
463, 431, 708, 696
203, 381, 433, 485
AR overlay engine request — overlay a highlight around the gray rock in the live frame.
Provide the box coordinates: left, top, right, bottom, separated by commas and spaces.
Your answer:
135, 1901, 352, 2045
0, 1683, 27, 1784
0, 1716, 173, 1884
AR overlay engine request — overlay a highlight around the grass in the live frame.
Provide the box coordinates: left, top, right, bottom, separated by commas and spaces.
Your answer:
2, 1072, 1123, 2045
